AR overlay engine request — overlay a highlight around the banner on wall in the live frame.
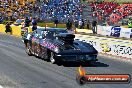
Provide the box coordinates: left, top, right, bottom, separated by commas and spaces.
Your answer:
86, 39, 132, 59
97, 25, 103, 35
120, 28, 132, 38
97, 25, 132, 39
97, 25, 112, 36
110, 26, 121, 37
104, 26, 112, 36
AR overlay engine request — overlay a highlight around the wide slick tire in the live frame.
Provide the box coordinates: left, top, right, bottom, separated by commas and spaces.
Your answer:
40, 47, 49, 60
26, 43, 32, 56
49, 52, 62, 65
50, 52, 56, 64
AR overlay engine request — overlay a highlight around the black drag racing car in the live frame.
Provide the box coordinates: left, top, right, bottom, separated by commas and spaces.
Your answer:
23, 28, 98, 64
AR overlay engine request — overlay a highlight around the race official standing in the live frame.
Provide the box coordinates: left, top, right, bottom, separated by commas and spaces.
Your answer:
74, 20, 78, 33
54, 18, 59, 28
74, 20, 78, 29
79, 20, 82, 29
5, 22, 12, 35
66, 19, 72, 30
92, 20, 97, 34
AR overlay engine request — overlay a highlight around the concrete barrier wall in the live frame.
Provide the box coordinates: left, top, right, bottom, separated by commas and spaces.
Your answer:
0, 24, 32, 37
95, 25, 131, 59
0, 24, 6, 33
11, 25, 22, 36
75, 35, 132, 59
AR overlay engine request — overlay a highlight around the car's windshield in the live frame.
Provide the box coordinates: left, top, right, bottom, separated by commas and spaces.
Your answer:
41, 29, 68, 39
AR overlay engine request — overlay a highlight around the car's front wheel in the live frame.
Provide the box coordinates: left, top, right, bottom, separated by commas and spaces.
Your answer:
50, 52, 56, 64
49, 52, 62, 65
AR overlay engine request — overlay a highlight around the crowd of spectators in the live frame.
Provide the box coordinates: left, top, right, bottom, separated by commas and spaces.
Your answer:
90, 1, 118, 24
0, 0, 39, 22
40, 0, 83, 23
109, 4, 132, 24
0, 0, 85, 28
89, 1, 132, 25
0, 0, 132, 27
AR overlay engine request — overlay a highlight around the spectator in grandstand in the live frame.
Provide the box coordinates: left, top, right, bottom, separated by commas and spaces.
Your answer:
15, 18, 23, 26
5, 22, 12, 34
32, 18, 37, 31
128, 18, 132, 28
24, 17, 31, 27
78, 20, 82, 29
91, 7, 95, 12
32, 18, 37, 26
121, 19, 126, 25
0, 16, 3, 23
92, 20, 97, 34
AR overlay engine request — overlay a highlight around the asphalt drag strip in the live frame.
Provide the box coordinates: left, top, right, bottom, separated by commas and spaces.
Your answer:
0, 34, 131, 88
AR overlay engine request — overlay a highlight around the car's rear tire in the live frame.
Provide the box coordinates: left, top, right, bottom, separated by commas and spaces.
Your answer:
41, 47, 49, 60
26, 43, 32, 56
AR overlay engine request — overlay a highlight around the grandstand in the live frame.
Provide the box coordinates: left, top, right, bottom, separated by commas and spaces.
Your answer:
86, 1, 132, 26
0, 0, 40, 22
109, 4, 132, 24
0, 0, 131, 27
87, 0, 132, 3
40, 0, 83, 22
0, 0, 83, 23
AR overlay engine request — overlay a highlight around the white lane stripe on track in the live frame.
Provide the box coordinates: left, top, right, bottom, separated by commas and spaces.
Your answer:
0, 85, 3, 88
